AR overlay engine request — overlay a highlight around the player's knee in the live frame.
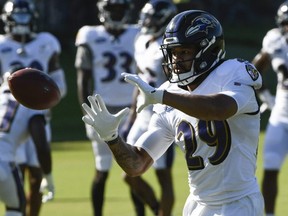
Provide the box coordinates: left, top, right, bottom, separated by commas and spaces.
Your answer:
264, 152, 283, 170
122, 173, 137, 185
95, 170, 108, 184
95, 155, 112, 171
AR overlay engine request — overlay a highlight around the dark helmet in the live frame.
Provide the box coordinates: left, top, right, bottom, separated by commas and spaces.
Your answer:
276, 1, 288, 34
1, 0, 38, 35
97, 0, 132, 30
139, 0, 177, 38
160, 10, 225, 86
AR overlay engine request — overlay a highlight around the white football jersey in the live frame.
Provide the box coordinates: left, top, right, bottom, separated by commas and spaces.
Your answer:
134, 59, 262, 205
0, 32, 60, 76
127, 34, 174, 169
262, 28, 288, 123
134, 33, 166, 86
0, 32, 62, 165
128, 33, 166, 128
75, 25, 139, 106
0, 83, 45, 162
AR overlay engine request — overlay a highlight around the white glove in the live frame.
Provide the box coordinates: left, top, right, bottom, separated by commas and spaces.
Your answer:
85, 123, 99, 140
122, 72, 164, 113
82, 94, 130, 141
258, 89, 275, 111
40, 173, 55, 203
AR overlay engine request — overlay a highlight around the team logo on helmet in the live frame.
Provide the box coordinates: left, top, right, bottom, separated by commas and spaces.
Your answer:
185, 16, 217, 37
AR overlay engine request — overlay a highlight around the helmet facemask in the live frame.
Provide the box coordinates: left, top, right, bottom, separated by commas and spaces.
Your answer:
2, 0, 37, 36
7, 11, 33, 35
97, 0, 131, 30
161, 36, 225, 86
276, 1, 288, 39
161, 10, 226, 86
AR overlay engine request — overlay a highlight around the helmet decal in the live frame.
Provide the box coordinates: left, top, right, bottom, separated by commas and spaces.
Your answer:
186, 16, 217, 37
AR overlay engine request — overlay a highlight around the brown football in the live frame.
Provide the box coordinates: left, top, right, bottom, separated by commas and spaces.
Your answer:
7, 68, 61, 110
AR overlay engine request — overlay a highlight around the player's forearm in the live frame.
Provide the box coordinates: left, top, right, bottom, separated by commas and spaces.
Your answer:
29, 115, 52, 174
77, 69, 92, 106
163, 91, 237, 120
107, 136, 153, 177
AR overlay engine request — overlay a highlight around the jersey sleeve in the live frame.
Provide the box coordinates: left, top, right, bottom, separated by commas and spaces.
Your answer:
262, 28, 282, 55
217, 60, 262, 115
74, 26, 97, 69
262, 29, 288, 71
75, 26, 95, 46
74, 45, 93, 70
134, 112, 175, 162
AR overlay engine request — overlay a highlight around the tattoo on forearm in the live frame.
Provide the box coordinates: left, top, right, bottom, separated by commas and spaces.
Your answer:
109, 139, 142, 171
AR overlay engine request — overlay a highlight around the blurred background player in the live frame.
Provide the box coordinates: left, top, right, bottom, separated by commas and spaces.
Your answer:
0, 0, 67, 215
74, 0, 139, 215
0, 70, 53, 216
121, 1, 177, 215
252, 1, 288, 216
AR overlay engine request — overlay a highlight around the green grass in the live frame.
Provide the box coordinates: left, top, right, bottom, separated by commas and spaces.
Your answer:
1, 132, 287, 215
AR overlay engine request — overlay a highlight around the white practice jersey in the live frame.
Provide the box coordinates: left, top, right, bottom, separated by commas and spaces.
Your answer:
262, 28, 288, 123
0, 84, 45, 162
0, 32, 63, 165
75, 25, 139, 106
134, 59, 262, 205
0, 32, 60, 77
130, 33, 167, 126
134, 33, 166, 86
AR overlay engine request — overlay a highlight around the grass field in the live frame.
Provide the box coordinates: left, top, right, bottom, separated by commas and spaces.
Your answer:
1, 132, 287, 215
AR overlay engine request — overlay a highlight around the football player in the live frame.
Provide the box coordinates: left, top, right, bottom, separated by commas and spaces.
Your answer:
252, 1, 288, 216
74, 0, 139, 215
121, 1, 177, 215
0, 0, 67, 215
82, 10, 265, 216
0, 72, 52, 216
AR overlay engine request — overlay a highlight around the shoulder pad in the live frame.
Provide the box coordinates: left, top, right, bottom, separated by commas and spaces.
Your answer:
37, 32, 61, 53
75, 25, 102, 46
216, 59, 262, 89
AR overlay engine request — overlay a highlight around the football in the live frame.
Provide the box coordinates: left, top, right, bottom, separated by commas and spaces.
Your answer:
7, 68, 61, 110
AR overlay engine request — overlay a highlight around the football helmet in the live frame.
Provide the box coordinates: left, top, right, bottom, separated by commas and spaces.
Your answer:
276, 1, 288, 35
139, 0, 177, 38
160, 10, 225, 86
97, 0, 132, 30
1, 0, 38, 35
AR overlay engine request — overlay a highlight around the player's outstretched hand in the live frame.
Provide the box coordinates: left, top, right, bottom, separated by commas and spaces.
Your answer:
122, 72, 164, 113
82, 94, 130, 141
40, 173, 55, 203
